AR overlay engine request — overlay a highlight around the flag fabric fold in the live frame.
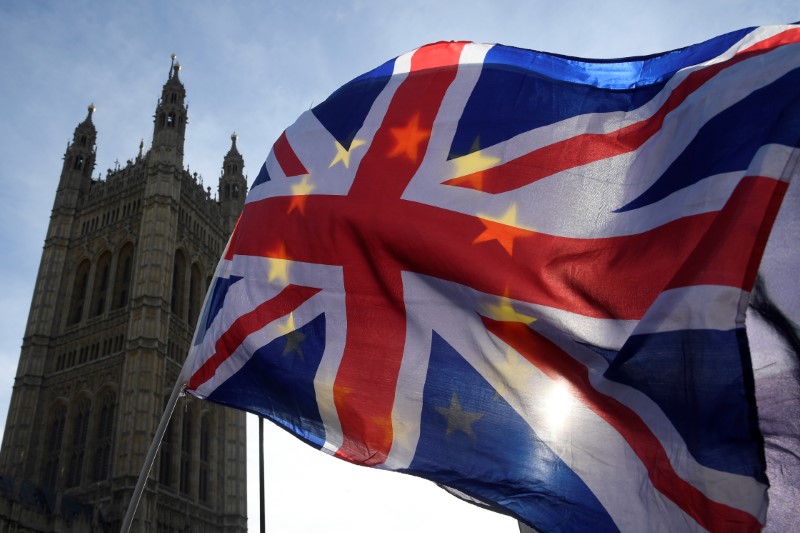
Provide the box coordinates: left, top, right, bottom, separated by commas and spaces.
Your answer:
184, 25, 800, 532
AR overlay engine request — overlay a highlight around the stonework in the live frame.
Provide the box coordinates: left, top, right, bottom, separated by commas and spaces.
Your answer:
0, 57, 249, 532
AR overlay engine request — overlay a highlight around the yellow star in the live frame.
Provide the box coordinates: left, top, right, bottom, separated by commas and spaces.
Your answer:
329, 139, 366, 168
482, 292, 537, 325
268, 258, 289, 284
288, 175, 315, 214
492, 347, 536, 398
333, 384, 353, 404
435, 393, 484, 437
387, 113, 430, 162
473, 203, 530, 255
276, 312, 297, 336
369, 415, 395, 452
267, 243, 290, 284
448, 148, 501, 191
390, 417, 418, 455
282, 329, 307, 359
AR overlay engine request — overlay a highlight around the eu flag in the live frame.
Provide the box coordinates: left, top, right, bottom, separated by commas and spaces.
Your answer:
185, 25, 800, 531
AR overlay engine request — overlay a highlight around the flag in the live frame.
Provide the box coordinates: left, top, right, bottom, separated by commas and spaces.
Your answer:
747, 166, 800, 531
184, 25, 800, 532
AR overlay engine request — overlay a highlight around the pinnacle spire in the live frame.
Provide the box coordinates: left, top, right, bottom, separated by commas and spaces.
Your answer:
77, 103, 97, 132
227, 132, 241, 157
219, 133, 247, 233
151, 55, 187, 161
60, 104, 97, 194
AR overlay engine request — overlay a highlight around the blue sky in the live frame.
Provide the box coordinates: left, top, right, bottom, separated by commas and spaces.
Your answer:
0, 1, 797, 531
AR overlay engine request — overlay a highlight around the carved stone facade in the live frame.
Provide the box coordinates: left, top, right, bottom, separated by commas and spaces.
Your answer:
0, 58, 248, 532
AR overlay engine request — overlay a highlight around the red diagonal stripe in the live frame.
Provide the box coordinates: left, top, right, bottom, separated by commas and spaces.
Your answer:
446, 27, 800, 194
189, 284, 321, 390
483, 317, 762, 532
273, 131, 308, 177
229, 175, 782, 321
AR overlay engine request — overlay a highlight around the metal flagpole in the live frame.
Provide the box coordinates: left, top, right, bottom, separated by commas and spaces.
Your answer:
120, 377, 185, 533
259, 416, 266, 533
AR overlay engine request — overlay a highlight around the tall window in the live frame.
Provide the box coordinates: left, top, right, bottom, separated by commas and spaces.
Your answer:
90, 252, 111, 317
188, 263, 202, 327
179, 411, 192, 495
42, 405, 66, 490
113, 243, 134, 309
92, 392, 115, 481
67, 399, 90, 487
68, 260, 91, 325
199, 415, 210, 502
171, 251, 187, 319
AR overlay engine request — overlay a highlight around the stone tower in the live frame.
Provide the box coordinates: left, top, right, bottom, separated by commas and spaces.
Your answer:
219, 133, 247, 235
0, 57, 248, 532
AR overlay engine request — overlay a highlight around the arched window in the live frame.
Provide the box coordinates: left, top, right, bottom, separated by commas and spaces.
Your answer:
167, 112, 175, 127
232, 184, 240, 199
199, 414, 210, 503
170, 93, 177, 104
159, 414, 174, 487
74, 156, 84, 170
42, 404, 66, 490
68, 260, 91, 325
92, 391, 116, 481
80, 135, 87, 147
171, 251, 187, 318
179, 410, 192, 495
113, 243, 134, 309
188, 263, 203, 327
159, 113, 166, 128
90, 252, 112, 317
67, 398, 91, 487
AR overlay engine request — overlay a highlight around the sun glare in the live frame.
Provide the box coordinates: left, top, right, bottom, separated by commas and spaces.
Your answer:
542, 380, 574, 434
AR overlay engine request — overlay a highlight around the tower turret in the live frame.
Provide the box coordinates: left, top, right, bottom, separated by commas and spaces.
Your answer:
219, 133, 247, 233
57, 104, 96, 203
150, 54, 187, 163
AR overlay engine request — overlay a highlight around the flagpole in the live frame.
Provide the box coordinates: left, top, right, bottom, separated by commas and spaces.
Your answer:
259, 416, 266, 533
120, 377, 185, 533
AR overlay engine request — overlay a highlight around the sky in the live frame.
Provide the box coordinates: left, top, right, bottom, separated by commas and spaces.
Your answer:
0, 1, 797, 531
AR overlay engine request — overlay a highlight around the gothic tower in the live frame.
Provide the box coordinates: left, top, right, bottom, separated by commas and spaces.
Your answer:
151, 55, 188, 162
0, 57, 248, 532
219, 133, 247, 235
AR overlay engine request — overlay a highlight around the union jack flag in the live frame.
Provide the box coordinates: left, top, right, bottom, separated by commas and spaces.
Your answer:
185, 25, 800, 532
